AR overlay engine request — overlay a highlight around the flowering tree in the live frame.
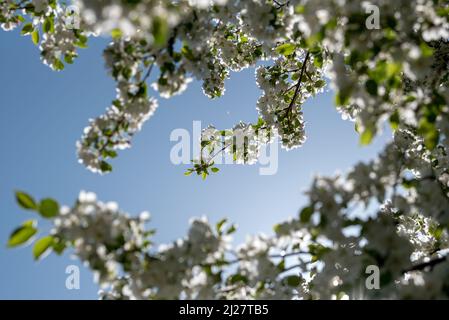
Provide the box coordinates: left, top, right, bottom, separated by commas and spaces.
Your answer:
3, 0, 449, 299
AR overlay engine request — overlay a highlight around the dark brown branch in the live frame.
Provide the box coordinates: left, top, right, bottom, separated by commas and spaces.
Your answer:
283, 51, 310, 118
273, 0, 290, 9
404, 255, 448, 273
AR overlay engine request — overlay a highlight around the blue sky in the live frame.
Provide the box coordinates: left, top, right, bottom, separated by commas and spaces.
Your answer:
0, 30, 390, 299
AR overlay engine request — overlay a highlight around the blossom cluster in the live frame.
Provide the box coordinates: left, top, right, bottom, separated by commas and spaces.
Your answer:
2, 0, 447, 173
4, 0, 449, 300
53, 191, 151, 284
77, 38, 159, 172
10, 126, 449, 299
1, 0, 90, 70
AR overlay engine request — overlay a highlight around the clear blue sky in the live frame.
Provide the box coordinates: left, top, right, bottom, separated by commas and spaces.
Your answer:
0, 30, 390, 299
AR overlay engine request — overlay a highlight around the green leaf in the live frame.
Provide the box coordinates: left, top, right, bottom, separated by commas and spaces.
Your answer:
33, 236, 54, 260
418, 119, 439, 150
52, 239, 66, 255
100, 161, 113, 173
216, 219, 227, 234
285, 275, 302, 287
299, 206, 314, 223
16, 191, 37, 210
181, 45, 195, 61
38, 198, 59, 218
111, 28, 123, 39
385, 62, 401, 78
291, 72, 300, 81
275, 43, 296, 56
211, 167, 220, 173
43, 16, 54, 33
226, 224, 237, 235
273, 223, 281, 234
335, 89, 351, 106
74, 34, 88, 48
53, 59, 65, 71
420, 42, 434, 58
314, 80, 326, 88
105, 150, 118, 158
228, 274, 248, 284
277, 259, 285, 271
8, 220, 37, 247
21, 23, 33, 35
313, 53, 324, 68
153, 16, 168, 46
31, 29, 39, 45
389, 111, 400, 131
295, 5, 305, 14
429, 226, 444, 240
365, 79, 378, 96
360, 128, 374, 145
64, 54, 75, 64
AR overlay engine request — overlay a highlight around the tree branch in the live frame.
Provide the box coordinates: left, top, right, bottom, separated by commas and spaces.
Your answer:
404, 255, 448, 273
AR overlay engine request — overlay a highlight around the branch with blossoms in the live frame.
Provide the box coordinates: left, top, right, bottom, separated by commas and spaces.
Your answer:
282, 51, 310, 117
1, 0, 449, 301
1, 1, 447, 175
186, 48, 325, 178
8, 127, 449, 299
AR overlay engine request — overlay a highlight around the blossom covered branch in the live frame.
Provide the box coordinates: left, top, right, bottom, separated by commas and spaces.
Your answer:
9, 127, 449, 299
1, 0, 447, 174
3, 0, 449, 300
